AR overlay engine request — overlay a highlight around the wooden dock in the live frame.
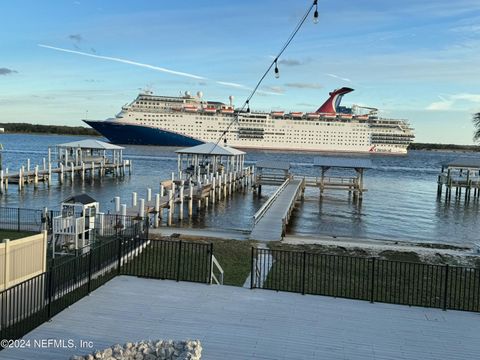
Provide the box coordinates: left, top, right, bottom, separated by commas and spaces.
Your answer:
0, 139, 131, 194
437, 158, 480, 203
250, 178, 305, 241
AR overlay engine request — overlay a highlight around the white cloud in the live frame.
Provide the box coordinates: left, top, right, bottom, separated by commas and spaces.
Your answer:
426, 93, 480, 110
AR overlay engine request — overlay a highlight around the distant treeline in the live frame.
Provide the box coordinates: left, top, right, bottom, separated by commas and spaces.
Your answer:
0, 123, 99, 136
408, 143, 480, 151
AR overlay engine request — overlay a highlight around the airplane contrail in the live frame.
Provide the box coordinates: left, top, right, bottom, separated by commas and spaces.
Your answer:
38, 44, 282, 95
325, 73, 351, 82
38, 44, 206, 80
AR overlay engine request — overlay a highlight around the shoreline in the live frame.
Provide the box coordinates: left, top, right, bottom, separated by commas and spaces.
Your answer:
149, 227, 478, 267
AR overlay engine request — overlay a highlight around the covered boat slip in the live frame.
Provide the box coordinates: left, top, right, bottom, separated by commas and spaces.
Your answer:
437, 158, 480, 202
250, 157, 372, 241
310, 157, 372, 202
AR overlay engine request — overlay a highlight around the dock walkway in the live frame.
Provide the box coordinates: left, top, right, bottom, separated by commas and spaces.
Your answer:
250, 178, 304, 241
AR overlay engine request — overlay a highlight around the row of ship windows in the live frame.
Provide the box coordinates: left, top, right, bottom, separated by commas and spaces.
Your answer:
136, 119, 401, 133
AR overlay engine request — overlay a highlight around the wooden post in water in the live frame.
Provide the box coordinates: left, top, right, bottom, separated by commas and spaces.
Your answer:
188, 184, 193, 217
0, 170, 4, 194
147, 188, 152, 202
179, 182, 184, 220
167, 189, 173, 226
48, 163, 52, 186
18, 166, 23, 191
139, 198, 145, 220
81, 162, 85, 180
91, 161, 95, 180
211, 177, 216, 203
27, 158, 30, 173
4, 168, 8, 191
154, 193, 160, 227
34, 165, 39, 188
132, 192, 137, 207
43, 158, 46, 171
70, 162, 74, 182
171, 182, 176, 214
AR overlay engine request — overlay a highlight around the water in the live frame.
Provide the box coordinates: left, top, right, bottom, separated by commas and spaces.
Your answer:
0, 133, 478, 245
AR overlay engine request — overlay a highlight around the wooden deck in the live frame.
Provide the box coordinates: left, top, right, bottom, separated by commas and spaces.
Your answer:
2, 277, 479, 360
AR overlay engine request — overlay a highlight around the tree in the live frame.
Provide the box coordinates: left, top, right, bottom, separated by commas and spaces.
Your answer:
474, 112, 480, 142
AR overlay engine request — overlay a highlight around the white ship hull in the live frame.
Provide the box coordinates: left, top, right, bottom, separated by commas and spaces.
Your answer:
85, 88, 414, 155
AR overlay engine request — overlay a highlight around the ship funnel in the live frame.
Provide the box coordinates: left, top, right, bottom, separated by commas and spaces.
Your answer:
197, 91, 203, 98
184, 91, 191, 97
229, 95, 234, 106
316, 87, 354, 114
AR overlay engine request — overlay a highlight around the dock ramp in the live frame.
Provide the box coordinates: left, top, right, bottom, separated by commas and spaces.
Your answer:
250, 178, 304, 241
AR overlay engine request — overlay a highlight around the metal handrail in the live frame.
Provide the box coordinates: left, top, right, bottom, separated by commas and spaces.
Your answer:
253, 177, 291, 225
210, 254, 224, 285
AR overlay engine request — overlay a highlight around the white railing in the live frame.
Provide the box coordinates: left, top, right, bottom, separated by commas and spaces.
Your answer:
253, 178, 291, 225
53, 216, 84, 235
281, 178, 305, 235
210, 255, 224, 285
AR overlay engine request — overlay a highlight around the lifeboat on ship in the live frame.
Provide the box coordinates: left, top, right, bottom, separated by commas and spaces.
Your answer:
355, 115, 369, 120
307, 113, 320, 119
290, 112, 304, 118
271, 111, 284, 117
323, 114, 337, 119
184, 105, 198, 112
220, 107, 234, 114
339, 114, 353, 119
203, 107, 217, 113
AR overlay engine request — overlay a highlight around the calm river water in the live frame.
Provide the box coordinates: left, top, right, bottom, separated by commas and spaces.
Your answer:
0, 133, 478, 245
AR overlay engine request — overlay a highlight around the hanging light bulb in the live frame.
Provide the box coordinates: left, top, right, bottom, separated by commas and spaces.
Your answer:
274, 59, 280, 79
313, 0, 319, 24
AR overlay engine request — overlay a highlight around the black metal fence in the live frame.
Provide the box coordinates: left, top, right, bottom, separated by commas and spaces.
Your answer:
0, 238, 212, 344
121, 238, 213, 283
0, 207, 45, 233
251, 248, 480, 312
0, 207, 147, 241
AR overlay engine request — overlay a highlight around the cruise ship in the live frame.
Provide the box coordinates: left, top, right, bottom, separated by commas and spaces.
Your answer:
84, 87, 415, 154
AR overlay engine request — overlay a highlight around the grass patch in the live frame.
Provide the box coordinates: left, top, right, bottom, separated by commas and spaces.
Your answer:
149, 235, 256, 286
0, 230, 38, 240
261, 242, 479, 311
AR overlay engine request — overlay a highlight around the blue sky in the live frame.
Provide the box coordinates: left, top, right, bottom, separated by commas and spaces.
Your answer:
1, 0, 480, 144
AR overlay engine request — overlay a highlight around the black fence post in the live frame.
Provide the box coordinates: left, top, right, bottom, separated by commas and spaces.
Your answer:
117, 237, 123, 275
17, 208, 20, 232
250, 247, 255, 289
207, 243, 213, 284
87, 250, 93, 294
370, 257, 376, 303
145, 215, 150, 239
443, 264, 449, 311
47, 266, 54, 319
302, 251, 307, 295
176, 240, 182, 282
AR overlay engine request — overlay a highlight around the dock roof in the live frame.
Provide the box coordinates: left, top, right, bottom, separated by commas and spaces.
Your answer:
175, 142, 245, 156
314, 156, 373, 169
444, 158, 480, 169
57, 139, 124, 150
63, 193, 97, 205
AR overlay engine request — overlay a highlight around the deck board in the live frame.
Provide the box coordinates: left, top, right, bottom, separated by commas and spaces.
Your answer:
1, 276, 479, 360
